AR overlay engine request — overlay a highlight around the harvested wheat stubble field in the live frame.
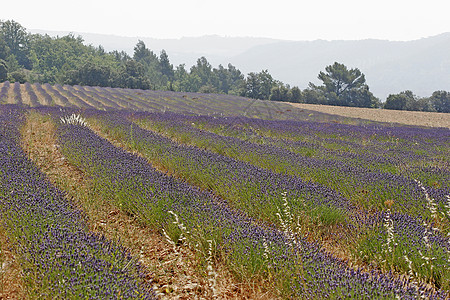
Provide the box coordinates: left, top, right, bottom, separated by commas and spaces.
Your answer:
289, 103, 450, 128
0, 82, 449, 299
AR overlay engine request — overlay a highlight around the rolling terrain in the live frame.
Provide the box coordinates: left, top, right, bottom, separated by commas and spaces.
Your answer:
1, 81, 448, 127
0, 83, 449, 299
30, 30, 450, 99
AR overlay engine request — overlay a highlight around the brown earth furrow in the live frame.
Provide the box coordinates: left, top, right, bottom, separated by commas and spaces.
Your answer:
0, 225, 26, 300
21, 111, 274, 300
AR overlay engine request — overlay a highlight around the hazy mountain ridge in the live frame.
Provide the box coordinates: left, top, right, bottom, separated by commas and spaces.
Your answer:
30, 29, 450, 99
227, 33, 450, 99
30, 29, 280, 64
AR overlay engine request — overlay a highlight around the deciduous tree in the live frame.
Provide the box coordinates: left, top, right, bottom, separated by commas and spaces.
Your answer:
384, 90, 416, 110
430, 90, 450, 113
0, 59, 7, 81
0, 20, 31, 68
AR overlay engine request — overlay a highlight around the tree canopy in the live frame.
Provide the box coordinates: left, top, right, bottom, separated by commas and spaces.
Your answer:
384, 90, 449, 113
309, 62, 380, 108
0, 19, 448, 113
0, 20, 31, 68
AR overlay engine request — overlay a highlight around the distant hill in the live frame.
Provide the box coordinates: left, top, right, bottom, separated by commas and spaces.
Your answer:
227, 33, 450, 99
30, 29, 280, 68
30, 29, 450, 99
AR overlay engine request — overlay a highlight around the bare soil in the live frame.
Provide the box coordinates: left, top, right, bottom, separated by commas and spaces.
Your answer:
0, 225, 26, 300
288, 103, 450, 128
21, 112, 275, 300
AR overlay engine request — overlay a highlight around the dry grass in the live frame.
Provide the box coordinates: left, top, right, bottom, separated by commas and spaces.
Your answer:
0, 225, 26, 300
19, 85, 31, 107
88, 119, 277, 299
21, 111, 275, 299
288, 103, 450, 128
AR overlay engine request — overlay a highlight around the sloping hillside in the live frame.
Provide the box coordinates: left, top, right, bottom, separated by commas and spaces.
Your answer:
1, 81, 448, 127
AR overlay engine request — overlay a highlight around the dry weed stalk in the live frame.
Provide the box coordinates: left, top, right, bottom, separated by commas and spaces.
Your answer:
415, 179, 438, 221
275, 192, 307, 292
381, 203, 396, 269
206, 239, 218, 298
163, 210, 219, 298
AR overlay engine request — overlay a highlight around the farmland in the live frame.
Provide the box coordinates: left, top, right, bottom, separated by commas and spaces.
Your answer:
0, 82, 449, 299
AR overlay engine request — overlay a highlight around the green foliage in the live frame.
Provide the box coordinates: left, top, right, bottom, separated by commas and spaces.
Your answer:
190, 56, 214, 87
302, 88, 327, 104
430, 90, 450, 113
159, 49, 174, 84
65, 57, 116, 87
269, 83, 303, 103
308, 204, 347, 226
0, 59, 7, 81
5, 53, 20, 73
0, 20, 31, 68
384, 90, 416, 110
309, 62, 380, 108
0, 38, 9, 60
29, 33, 97, 83
290, 86, 302, 102
8, 69, 26, 83
384, 90, 444, 112
0, 19, 447, 112
116, 60, 151, 90
242, 70, 274, 100
173, 64, 202, 92
198, 84, 218, 94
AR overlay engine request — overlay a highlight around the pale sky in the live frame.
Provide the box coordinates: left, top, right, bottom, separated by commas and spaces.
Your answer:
3, 0, 450, 41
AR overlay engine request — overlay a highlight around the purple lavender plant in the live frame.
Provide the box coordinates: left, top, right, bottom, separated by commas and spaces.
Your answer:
51, 107, 448, 298
0, 105, 155, 299
13, 81, 22, 105
24, 82, 40, 107
34, 83, 54, 106
0, 81, 10, 103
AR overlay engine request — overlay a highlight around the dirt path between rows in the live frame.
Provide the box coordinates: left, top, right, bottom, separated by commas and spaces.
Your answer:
288, 103, 450, 128
21, 111, 274, 300
0, 225, 26, 300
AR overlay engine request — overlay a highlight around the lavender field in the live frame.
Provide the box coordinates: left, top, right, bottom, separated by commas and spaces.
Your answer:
0, 82, 449, 299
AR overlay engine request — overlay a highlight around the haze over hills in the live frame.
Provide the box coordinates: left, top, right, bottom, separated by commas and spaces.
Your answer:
30, 29, 281, 66
31, 29, 450, 99
229, 34, 450, 99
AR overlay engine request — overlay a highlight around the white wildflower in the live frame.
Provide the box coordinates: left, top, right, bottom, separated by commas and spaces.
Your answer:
206, 239, 217, 298
383, 209, 395, 256
60, 113, 88, 127
415, 179, 437, 220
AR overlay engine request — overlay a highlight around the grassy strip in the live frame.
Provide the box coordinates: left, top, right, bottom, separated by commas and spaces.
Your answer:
23, 109, 268, 299
51, 108, 449, 298
106, 110, 450, 292
191, 114, 449, 189
0, 222, 26, 299
89, 112, 352, 232
0, 105, 154, 299
136, 112, 449, 216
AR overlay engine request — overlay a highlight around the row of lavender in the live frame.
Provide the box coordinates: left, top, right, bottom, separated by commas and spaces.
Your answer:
0, 82, 361, 123
126, 111, 450, 290
195, 114, 449, 174
131, 112, 450, 214
0, 105, 154, 299
46, 106, 448, 298
90, 110, 353, 227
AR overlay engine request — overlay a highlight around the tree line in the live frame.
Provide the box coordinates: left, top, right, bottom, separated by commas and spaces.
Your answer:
0, 20, 448, 113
